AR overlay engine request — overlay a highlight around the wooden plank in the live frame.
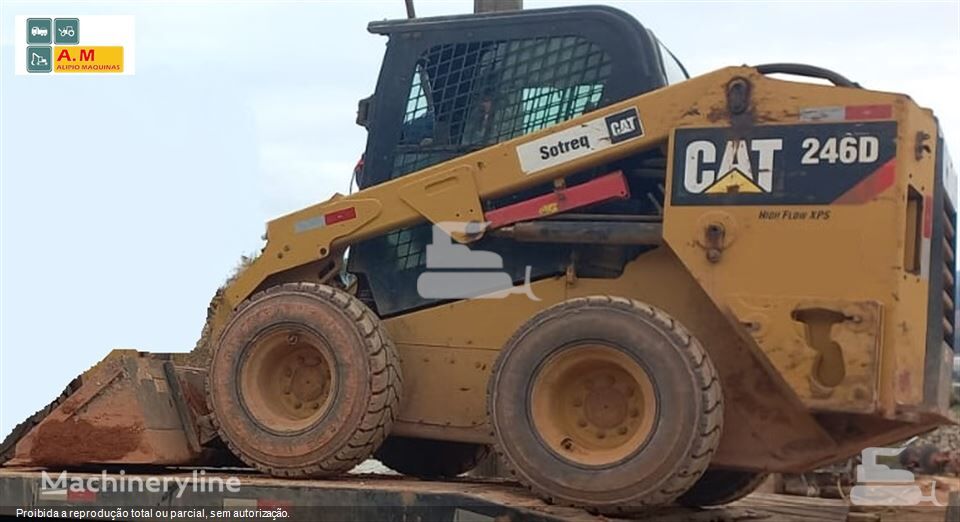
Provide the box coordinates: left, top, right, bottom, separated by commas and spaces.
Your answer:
730, 493, 849, 522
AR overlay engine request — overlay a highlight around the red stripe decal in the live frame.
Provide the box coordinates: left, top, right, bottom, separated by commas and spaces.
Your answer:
485, 171, 630, 229
923, 194, 933, 238
844, 104, 893, 121
833, 159, 896, 204
67, 489, 97, 502
324, 207, 357, 226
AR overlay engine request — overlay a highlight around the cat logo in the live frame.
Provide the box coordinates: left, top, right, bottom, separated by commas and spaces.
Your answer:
604, 108, 644, 144
683, 138, 783, 194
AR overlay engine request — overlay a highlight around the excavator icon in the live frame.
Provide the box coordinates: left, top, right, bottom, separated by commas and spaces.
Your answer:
30, 52, 48, 67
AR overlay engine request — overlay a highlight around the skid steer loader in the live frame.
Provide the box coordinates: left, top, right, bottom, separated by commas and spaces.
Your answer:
2, 5, 957, 514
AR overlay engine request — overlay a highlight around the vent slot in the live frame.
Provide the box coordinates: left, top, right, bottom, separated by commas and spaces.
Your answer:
904, 186, 923, 274
941, 192, 957, 348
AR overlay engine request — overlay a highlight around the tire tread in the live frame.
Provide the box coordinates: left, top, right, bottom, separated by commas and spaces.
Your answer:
488, 296, 723, 513
207, 282, 401, 477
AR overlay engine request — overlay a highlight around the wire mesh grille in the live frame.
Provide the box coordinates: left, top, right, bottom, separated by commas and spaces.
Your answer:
375, 35, 614, 273
394, 35, 613, 179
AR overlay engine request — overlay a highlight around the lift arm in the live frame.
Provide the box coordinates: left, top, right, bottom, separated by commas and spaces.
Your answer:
224, 66, 758, 309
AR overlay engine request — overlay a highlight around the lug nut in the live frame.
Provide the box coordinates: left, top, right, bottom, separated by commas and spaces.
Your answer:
630, 408, 639, 418
561, 438, 574, 451
618, 426, 628, 435
287, 334, 299, 345
578, 419, 587, 428
294, 402, 303, 409
596, 431, 606, 439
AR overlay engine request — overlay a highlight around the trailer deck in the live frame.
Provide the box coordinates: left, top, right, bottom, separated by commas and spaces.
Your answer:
0, 467, 862, 522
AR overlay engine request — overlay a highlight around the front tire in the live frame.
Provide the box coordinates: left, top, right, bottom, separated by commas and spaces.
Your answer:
488, 296, 722, 513
208, 282, 401, 477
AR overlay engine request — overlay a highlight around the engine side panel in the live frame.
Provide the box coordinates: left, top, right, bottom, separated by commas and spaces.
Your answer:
662, 79, 953, 423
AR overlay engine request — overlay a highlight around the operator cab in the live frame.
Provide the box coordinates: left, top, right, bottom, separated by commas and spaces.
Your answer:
351, 5, 687, 315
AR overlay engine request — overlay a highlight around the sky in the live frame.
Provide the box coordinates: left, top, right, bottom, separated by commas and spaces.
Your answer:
1, 0, 958, 437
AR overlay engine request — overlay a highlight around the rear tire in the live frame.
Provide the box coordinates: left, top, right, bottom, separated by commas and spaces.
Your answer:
488, 296, 722, 513
678, 469, 768, 507
208, 282, 401, 477
374, 436, 489, 478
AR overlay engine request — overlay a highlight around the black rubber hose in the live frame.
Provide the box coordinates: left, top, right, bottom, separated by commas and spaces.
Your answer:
755, 63, 861, 88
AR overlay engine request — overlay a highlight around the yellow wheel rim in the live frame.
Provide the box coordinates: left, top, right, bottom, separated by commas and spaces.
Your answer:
530, 344, 658, 467
239, 327, 336, 433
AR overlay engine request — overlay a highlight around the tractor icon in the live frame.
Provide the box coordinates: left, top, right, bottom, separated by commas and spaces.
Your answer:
54, 18, 79, 44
